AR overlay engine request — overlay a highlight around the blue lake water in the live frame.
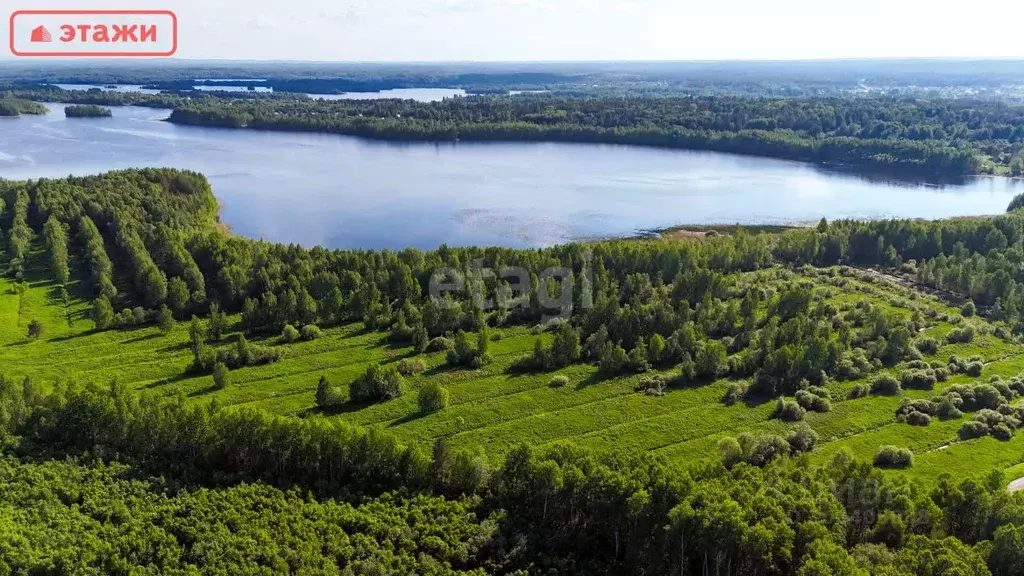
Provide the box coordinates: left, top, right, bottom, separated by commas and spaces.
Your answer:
1, 102, 1022, 250
53, 83, 464, 102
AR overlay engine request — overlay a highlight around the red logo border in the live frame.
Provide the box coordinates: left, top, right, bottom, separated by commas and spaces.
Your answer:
10, 10, 177, 57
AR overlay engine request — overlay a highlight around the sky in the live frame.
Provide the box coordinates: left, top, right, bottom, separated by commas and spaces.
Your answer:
6, 0, 1024, 62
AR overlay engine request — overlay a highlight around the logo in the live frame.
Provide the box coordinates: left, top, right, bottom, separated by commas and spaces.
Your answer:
29, 25, 50, 42
10, 10, 177, 57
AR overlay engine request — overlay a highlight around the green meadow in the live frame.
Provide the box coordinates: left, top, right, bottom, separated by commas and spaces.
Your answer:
8, 236, 1023, 487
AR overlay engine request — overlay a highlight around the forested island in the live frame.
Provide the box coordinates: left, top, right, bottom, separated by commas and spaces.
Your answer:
0, 98, 46, 117
63, 104, 113, 118
1, 168, 1024, 572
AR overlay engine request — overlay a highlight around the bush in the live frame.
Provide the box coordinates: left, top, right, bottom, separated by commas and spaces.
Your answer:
730, 432, 792, 467
961, 301, 976, 317
417, 382, 450, 413
993, 424, 1014, 441
937, 395, 964, 420
281, 324, 299, 343
350, 364, 404, 403
786, 423, 819, 453
900, 369, 937, 391
774, 398, 806, 422
933, 367, 949, 382
906, 411, 932, 426
300, 324, 322, 341
871, 374, 902, 396
959, 420, 989, 440
634, 375, 666, 396
795, 389, 831, 413
965, 361, 984, 377
396, 358, 426, 376
156, 305, 175, 334
548, 375, 570, 388
212, 361, 229, 390
946, 326, 975, 344
849, 383, 869, 399
915, 337, 940, 355
26, 319, 43, 340
874, 445, 913, 469
426, 337, 453, 352
723, 382, 748, 405
315, 375, 343, 408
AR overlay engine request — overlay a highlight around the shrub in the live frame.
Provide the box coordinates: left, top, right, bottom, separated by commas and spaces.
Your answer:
396, 358, 426, 376
156, 305, 175, 334
634, 375, 666, 396
281, 324, 300, 343
937, 394, 963, 420
26, 319, 43, 340
849, 383, 869, 399
961, 301, 976, 317
300, 324, 322, 341
417, 382, 450, 413
993, 424, 1014, 441
736, 432, 792, 467
795, 389, 830, 413
548, 375, 570, 388
774, 398, 806, 422
315, 375, 343, 408
350, 363, 404, 403
974, 409, 1005, 428
900, 369, 937, 391
871, 374, 902, 396
933, 367, 949, 382
946, 326, 975, 344
906, 411, 932, 426
212, 361, 229, 390
786, 423, 819, 453
959, 420, 990, 440
426, 337, 453, 352
723, 382, 748, 405
965, 362, 984, 377
945, 383, 1006, 412
896, 398, 938, 418
806, 385, 831, 400
874, 445, 913, 469
915, 337, 940, 355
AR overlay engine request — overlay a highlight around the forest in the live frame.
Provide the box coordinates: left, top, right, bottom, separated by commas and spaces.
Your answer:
1, 168, 1024, 572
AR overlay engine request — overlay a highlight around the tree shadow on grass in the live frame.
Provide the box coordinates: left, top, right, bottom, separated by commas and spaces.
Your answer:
188, 384, 219, 397
573, 371, 612, 390
123, 333, 162, 345
423, 363, 459, 377
143, 372, 192, 389
299, 402, 368, 417
157, 341, 190, 353
388, 410, 428, 427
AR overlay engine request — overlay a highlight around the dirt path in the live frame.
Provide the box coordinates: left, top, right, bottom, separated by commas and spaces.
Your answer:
1008, 477, 1024, 493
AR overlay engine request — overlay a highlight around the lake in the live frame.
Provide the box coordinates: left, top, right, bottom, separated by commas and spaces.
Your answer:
53, 83, 465, 102
1, 103, 1022, 250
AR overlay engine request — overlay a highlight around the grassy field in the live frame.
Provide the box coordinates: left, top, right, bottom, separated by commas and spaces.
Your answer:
5, 237, 1024, 486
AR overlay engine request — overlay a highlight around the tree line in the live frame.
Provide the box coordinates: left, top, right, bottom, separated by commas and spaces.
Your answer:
0, 374, 1020, 574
